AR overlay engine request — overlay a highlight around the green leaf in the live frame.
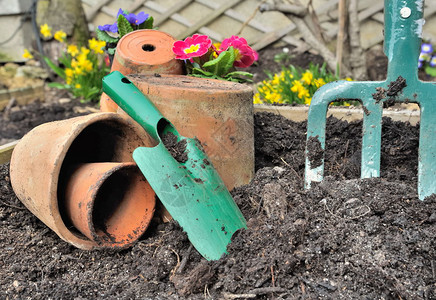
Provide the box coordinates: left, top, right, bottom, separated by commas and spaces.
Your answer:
191, 67, 214, 77
225, 71, 253, 78
138, 16, 154, 29
225, 75, 253, 83
202, 47, 235, 77
47, 82, 67, 89
43, 57, 65, 79
83, 87, 100, 102
107, 47, 116, 55
117, 14, 133, 38
190, 74, 221, 80
58, 52, 71, 68
96, 29, 119, 43
192, 62, 201, 69
424, 65, 436, 77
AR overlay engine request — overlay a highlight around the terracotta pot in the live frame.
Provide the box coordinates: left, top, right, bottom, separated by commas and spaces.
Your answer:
101, 30, 184, 112
64, 162, 155, 247
123, 74, 255, 190
10, 113, 155, 250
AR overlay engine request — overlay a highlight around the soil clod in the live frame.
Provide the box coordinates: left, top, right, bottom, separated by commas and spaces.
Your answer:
306, 136, 323, 168
161, 132, 188, 163
387, 75, 407, 97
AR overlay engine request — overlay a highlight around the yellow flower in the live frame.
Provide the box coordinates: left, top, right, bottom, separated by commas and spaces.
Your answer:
345, 77, 353, 81
290, 80, 303, 93
54, 30, 67, 42
291, 80, 309, 100
271, 74, 280, 85
88, 38, 106, 54
305, 97, 312, 105
79, 59, 93, 72
77, 54, 88, 65
253, 93, 263, 104
76, 48, 93, 72
71, 59, 78, 69
68, 45, 79, 57
74, 67, 83, 75
22, 49, 33, 59
65, 68, 74, 78
66, 77, 72, 85
76, 49, 93, 72
75, 83, 81, 89
80, 47, 90, 57
270, 93, 282, 103
40, 24, 52, 38
301, 71, 313, 85
314, 78, 326, 88
297, 87, 310, 99
212, 42, 221, 58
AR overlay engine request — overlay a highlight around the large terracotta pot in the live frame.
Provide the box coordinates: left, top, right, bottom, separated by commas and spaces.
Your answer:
10, 113, 155, 249
121, 74, 255, 190
101, 30, 184, 112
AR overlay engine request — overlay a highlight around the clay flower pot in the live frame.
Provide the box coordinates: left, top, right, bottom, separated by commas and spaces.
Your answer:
64, 162, 155, 247
101, 30, 185, 112
10, 113, 155, 250
124, 74, 255, 190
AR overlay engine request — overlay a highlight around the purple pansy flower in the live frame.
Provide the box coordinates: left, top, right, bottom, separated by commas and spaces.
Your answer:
98, 22, 118, 33
130, 11, 149, 25
98, 9, 150, 33
430, 56, 436, 67
421, 43, 433, 54
118, 8, 149, 26
419, 52, 430, 62
116, 8, 126, 18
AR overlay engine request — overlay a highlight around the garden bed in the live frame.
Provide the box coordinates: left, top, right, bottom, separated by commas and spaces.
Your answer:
0, 97, 435, 299
0, 46, 434, 298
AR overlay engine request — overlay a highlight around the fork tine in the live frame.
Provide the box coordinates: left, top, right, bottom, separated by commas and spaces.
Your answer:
418, 102, 436, 199
361, 101, 383, 178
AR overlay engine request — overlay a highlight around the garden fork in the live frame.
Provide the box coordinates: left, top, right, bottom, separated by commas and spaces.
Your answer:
305, 0, 435, 200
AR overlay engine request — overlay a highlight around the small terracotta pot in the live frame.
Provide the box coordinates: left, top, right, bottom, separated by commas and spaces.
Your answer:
125, 74, 255, 190
10, 113, 155, 249
101, 30, 184, 112
64, 162, 155, 247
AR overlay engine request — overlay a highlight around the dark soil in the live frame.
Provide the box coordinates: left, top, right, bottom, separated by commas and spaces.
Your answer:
0, 49, 434, 299
161, 132, 189, 163
0, 97, 96, 145
1, 103, 435, 299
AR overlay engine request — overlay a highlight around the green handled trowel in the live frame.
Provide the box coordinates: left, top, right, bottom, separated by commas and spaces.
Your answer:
102, 71, 247, 260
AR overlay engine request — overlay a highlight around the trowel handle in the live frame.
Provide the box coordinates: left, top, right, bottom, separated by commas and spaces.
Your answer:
102, 71, 164, 141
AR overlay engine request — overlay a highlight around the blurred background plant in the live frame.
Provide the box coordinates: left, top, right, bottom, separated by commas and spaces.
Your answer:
254, 63, 354, 106
96, 9, 154, 57
273, 47, 293, 65
418, 42, 436, 77
23, 23, 109, 103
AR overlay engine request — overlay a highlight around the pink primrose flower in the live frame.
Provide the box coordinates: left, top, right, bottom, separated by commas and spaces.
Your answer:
219, 35, 258, 68
173, 34, 212, 62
